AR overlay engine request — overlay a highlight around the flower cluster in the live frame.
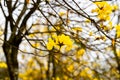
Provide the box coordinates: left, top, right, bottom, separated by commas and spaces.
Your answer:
92, 1, 118, 20
46, 34, 73, 51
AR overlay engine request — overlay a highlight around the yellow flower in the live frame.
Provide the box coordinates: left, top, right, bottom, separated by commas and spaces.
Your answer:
72, 27, 82, 32
47, 34, 73, 51
80, 70, 87, 77
63, 75, 68, 80
51, 26, 61, 31
89, 31, 93, 36
80, 67, 93, 79
85, 19, 91, 23
46, 38, 55, 50
92, 1, 116, 21
93, 78, 99, 80
58, 34, 65, 44
112, 5, 118, 11
0, 30, 3, 35
67, 64, 74, 72
58, 11, 66, 16
116, 25, 120, 29
116, 49, 120, 57
32, 43, 40, 48
117, 31, 120, 38
58, 34, 73, 51
108, 21, 113, 30
115, 24, 120, 38
76, 48, 85, 58
28, 34, 34, 38
0, 62, 7, 68
56, 77, 60, 80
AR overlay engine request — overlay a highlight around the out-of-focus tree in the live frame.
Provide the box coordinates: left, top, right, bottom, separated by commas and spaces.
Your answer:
0, 0, 120, 80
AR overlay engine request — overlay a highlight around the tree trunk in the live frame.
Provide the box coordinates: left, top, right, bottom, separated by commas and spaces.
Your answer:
2, 36, 22, 80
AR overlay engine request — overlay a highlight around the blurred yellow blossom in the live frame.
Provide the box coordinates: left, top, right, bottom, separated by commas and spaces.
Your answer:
93, 78, 99, 80
115, 24, 120, 38
67, 64, 74, 72
86, 19, 91, 23
59, 11, 66, 16
112, 5, 118, 11
47, 38, 55, 50
47, 34, 73, 51
0, 30, 3, 35
72, 27, 82, 32
63, 75, 68, 80
92, 2, 117, 20
116, 49, 120, 57
108, 21, 113, 30
76, 48, 85, 59
80, 67, 94, 79
0, 62, 7, 68
89, 31, 93, 36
